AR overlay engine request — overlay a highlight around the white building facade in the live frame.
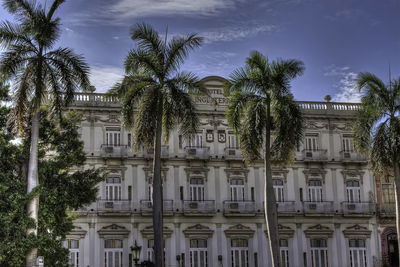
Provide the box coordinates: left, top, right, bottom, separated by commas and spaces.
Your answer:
68, 76, 380, 267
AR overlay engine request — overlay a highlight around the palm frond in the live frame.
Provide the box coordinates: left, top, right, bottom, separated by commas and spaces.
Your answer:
131, 23, 164, 66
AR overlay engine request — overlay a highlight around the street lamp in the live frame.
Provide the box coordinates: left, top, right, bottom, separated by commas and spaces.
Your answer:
131, 240, 142, 267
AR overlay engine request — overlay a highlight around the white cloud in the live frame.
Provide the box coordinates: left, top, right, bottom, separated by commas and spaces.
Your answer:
201, 24, 278, 43
112, 36, 120, 40
324, 65, 361, 103
89, 65, 124, 93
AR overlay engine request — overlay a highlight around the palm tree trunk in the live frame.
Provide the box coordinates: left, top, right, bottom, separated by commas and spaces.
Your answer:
393, 161, 400, 263
26, 111, 40, 267
152, 98, 164, 267
264, 103, 280, 267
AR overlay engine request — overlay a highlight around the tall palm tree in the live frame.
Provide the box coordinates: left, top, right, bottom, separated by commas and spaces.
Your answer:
225, 51, 304, 267
353, 73, 400, 260
0, 0, 90, 265
110, 23, 204, 267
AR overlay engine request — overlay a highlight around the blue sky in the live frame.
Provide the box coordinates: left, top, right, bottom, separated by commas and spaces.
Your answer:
1, 0, 399, 102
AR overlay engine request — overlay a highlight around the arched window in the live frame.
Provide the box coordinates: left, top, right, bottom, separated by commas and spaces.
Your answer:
104, 239, 123, 267
346, 180, 361, 203
231, 239, 249, 267
308, 179, 322, 202
190, 178, 205, 201
273, 179, 285, 202
190, 239, 208, 267
230, 178, 245, 201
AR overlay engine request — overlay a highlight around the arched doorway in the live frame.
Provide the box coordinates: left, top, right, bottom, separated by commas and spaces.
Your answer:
381, 227, 399, 266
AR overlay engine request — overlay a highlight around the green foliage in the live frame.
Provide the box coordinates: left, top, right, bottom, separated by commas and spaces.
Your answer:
0, 85, 103, 266
110, 23, 206, 150
353, 72, 400, 172
225, 51, 305, 164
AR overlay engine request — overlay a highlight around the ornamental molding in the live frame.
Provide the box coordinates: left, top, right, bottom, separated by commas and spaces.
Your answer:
304, 121, 329, 130
184, 167, 210, 181
272, 168, 290, 183
265, 225, 295, 239
183, 224, 214, 238
224, 224, 255, 238
141, 225, 173, 239
331, 122, 352, 131
303, 169, 327, 184
341, 169, 365, 184
66, 226, 87, 239
225, 168, 249, 181
304, 224, 334, 238
98, 224, 130, 238
200, 119, 229, 128
143, 167, 169, 182
343, 224, 371, 239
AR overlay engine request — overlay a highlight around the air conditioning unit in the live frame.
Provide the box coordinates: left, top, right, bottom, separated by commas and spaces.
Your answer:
229, 202, 239, 209
308, 203, 317, 210
189, 202, 198, 209
105, 146, 114, 153
343, 152, 351, 158
188, 148, 197, 155
306, 152, 313, 158
105, 201, 114, 208
347, 204, 356, 210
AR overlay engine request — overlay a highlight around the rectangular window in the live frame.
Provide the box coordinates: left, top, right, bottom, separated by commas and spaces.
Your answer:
310, 239, 328, 267
231, 239, 249, 267
273, 179, 285, 202
230, 179, 245, 201
308, 180, 323, 202
63, 239, 79, 267
342, 137, 354, 152
188, 133, 203, 147
251, 187, 255, 202
179, 135, 183, 149
190, 178, 205, 201
382, 184, 395, 203
106, 127, 121, 146
228, 134, 239, 148
147, 239, 166, 264
346, 180, 361, 203
127, 133, 132, 147
349, 239, 367, 267
104, 239, 123, 267
190, 239, 208, 267
280, 239, 290, 267
128, 186, 132, 201
305, 135, 319, 151
105, 177, 122, 201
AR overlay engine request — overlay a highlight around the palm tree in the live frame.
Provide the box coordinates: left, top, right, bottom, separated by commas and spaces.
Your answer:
0, 1, 90, 265
353, 72, 400, 260
225, 51, 304, 267
110, 23, 204, 267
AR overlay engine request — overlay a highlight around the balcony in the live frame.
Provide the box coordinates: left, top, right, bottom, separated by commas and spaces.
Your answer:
183, 200, 216, 216
223, 201, 256, 216
303, 201, 334, 215
224, 147, 242, 160
97, 200, 131, 215
139, 200, 174, 216
100, 144, 128, 158
184, 146, 210, 160
277, 201, 297, 215
378, 203, 395, 217
341, 202, 375, 216
339, 151, 367, 162
143, 146, 169, 159
300, 149, 328, 161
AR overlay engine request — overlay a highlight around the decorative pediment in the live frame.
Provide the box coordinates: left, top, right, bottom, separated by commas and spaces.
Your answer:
331, 122, 352, 131
183, 224, 214, 238
184, 167, 210, 181
141, 225, 173, 238
303, 169, 327, 183
200, 119, 228, 127
343, 225, 371, 239
225, 224, 255, 238
304, 121, 329, 130
225, 168, 249, 181
265, 225, 295, 239
98, 113, 121, 123
341, 169, 365, 184
272, 169, 290, 183
143, 167, 169, 182
304, 224, 333, 238
66, 226, 87, 239
98, 224, 130, 238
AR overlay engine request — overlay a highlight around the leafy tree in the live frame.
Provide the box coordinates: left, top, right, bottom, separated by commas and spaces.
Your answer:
353, 73, 400, 260
225, 51, 304, 267
110, 23, 205, 267
0, 0, 90, 264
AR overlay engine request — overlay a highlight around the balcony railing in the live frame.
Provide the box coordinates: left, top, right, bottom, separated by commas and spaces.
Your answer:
303, 201, 334, 214
184, 146, 210, 160
143, 146, 169, 159
277, 201, 297, 214
339, 151, 367, 162
300, 149, 328, 161
224, 147, 242, 160
378, 203, 396, 217
100, 144, 129, 158
97, 200, 131, 212
183, 200, 216, 215
341, 202, 375, 215
139, 200, 174, 214
223, 201, 256, 215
